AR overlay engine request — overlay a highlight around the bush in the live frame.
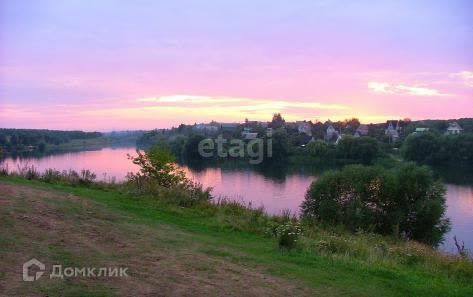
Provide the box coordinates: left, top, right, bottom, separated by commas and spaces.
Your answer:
160, 181, 212, 207
272, 222, 303, 250
128, 145, 186, 188
125, 169, 212, 207
301, 163, 449, 246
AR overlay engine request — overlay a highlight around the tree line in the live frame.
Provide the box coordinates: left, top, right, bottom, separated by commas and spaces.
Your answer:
402, 132, 473, 169
0, 129, 102, 153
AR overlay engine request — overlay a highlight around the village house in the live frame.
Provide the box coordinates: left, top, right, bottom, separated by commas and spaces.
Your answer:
219, 123, 239, 132
244, 120, 258, 126
446, 122, 463, 135
326, 124, 337, 139
414, 127, 430, 134
385, 120, 400, 142
354, 124, 369, 137
193, 123, 219, 133
241, 127, 258, 140
296, 121, 313, 137
325, 125, 342, 145
242, 132, 258, 140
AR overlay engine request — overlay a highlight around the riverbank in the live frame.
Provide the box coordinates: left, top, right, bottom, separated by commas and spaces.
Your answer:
0, 175, 472, 296
1, 145, 472, 253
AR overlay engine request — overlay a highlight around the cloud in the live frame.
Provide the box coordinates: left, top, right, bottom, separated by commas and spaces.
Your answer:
138, 95, 243, 104
367, 82, 392, 94
0, 105, 39, 118
396, 85, 445, 96
77, 94, 351, 125
137, 95, 349, 111
368, 82, 448, 96
450, 71, 473, 87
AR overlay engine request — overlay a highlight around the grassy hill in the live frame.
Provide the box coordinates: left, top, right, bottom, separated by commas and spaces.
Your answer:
0, 176, 472, 296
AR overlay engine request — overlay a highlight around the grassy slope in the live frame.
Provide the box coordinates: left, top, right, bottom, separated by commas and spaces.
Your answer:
1, 176, 472, 297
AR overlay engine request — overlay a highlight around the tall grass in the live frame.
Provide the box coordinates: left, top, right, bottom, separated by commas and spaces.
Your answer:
0, 163, 9, 176
4, 165, 97, 186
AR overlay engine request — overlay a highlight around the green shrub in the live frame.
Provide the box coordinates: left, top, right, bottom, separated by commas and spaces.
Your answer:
128, 145, 186, 188
301, 163, 449, 246
272, 222, 303, 250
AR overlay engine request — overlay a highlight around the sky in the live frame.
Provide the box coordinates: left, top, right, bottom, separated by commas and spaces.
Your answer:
0, 0, 472, 131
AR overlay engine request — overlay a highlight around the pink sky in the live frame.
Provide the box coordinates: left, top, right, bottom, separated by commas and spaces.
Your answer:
1, 1, 472, 131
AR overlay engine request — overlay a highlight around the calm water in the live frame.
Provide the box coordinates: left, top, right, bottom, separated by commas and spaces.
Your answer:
1, 146, 472, 254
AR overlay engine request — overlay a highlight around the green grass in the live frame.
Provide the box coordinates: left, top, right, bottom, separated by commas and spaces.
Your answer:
1, 175, 472, 296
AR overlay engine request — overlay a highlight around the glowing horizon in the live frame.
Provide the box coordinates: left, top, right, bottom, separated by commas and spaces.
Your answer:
1, 1, 472, 131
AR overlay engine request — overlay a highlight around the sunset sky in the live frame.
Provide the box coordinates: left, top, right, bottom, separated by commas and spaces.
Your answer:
1, 0, 472, 131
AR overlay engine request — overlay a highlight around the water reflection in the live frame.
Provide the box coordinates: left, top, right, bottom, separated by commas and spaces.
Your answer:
1, 146, 471, 253
181, 166, 315, 215
441, 185, 473, 253
1, 147, 140, 182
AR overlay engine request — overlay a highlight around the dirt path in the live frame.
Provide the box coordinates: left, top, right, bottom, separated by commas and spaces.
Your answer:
0, 183, 312, 296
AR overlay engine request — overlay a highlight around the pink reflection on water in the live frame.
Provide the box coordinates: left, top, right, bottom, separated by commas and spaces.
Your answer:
1, 147, 140, 182
182, 167, 315, 216
441, 185, 473, 253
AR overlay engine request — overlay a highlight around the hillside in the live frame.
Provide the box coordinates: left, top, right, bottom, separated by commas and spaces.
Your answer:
0, 177, 472, 296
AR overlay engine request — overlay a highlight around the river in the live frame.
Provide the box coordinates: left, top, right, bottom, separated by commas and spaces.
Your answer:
1, 146, 471, 254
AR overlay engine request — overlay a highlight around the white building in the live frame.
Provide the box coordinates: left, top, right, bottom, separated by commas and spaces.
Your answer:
446, 122, 463, 135
385, 120, 400, 142
296, 121, 312, 136
243, 132, 258, 140
194, 123, 219, 133
326, 125, 342, 144
326, 125, 337, 139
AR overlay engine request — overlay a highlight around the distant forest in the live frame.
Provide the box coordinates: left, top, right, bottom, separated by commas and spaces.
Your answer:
0, 129, 102, 153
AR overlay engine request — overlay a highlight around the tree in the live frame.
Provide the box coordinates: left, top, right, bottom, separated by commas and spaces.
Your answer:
184, 134, 206, 160
128, 145, 186, 188
336, 136, 381, 164
268, 128, 289, 162
307, 140, 328, 159
402, 132, 473, 168
391, 164, 449, 245
0, 129, 102, 153
402, 133, 441, 164
342, 118, 360, 134
301, 163, 449, 246
270, 113, 285, 129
